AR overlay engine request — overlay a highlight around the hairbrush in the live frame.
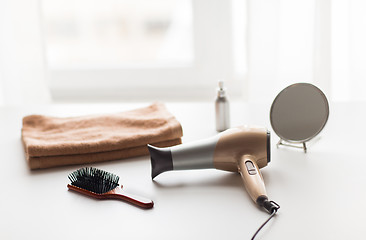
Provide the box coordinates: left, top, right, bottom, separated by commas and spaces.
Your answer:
67, 167, 154, 209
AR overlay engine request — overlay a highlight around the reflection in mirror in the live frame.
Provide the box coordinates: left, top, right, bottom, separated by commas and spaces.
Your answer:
270, 83, 329, 152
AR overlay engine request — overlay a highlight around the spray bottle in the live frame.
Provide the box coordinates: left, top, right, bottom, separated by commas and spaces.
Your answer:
215, 81, 230, 132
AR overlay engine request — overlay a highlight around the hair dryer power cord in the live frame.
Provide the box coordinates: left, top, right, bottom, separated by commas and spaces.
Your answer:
251, 201, 280, 240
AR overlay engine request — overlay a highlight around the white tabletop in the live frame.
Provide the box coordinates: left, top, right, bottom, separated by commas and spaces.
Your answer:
0, 102, 365, 239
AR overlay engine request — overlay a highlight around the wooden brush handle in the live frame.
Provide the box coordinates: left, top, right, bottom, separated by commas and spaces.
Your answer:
105, 187, 154, 209
67, 184, 154, 209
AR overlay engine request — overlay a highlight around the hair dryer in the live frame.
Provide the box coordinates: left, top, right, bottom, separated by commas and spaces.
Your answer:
148, 126, 279, 213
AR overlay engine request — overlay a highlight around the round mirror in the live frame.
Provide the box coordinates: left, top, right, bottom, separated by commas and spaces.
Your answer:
270, 83, 329, 151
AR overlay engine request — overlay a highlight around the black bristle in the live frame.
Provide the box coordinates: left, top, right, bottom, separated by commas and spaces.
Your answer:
68, 167, 120, 194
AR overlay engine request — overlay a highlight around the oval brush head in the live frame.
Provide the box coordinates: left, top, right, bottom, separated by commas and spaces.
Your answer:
68, 167, 119, 194
68, 167, 153, 209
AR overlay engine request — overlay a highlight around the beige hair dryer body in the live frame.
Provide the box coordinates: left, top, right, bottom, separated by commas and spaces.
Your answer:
148, 126, 279, 213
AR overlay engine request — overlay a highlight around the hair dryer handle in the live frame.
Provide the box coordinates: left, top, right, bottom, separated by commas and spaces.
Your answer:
238, 155, 268, 205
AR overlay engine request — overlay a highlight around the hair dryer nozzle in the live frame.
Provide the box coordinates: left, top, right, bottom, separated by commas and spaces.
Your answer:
147, 144, 173, 179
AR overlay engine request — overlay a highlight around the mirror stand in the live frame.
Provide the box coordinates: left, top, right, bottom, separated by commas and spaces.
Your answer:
276, 139, 307, 153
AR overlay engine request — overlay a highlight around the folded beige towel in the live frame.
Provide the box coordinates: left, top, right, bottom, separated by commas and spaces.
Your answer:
22, 103, 183, 169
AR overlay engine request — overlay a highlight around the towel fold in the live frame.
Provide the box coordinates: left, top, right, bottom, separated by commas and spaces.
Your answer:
22, 103, 183, 169
27, 138, 181, 169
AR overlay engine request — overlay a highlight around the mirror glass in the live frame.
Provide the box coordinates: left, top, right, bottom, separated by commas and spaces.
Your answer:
270, 83, 329, 143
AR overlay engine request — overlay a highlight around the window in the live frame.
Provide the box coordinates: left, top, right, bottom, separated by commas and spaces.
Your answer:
42, 0, 246, 101
43, 0, 193, 67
